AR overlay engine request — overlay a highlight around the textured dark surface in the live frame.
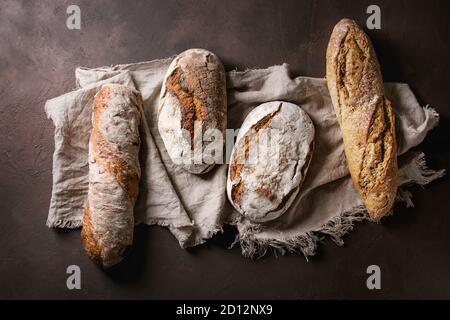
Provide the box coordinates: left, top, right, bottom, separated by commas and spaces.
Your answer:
1, 0, 449, 299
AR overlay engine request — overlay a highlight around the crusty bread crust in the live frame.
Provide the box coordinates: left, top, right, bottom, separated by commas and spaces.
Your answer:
326, 18, 397, 220
81, 202, 102, 265
81, 84, 141, 268
158, 49, 227, 174
227, 101, 315, 223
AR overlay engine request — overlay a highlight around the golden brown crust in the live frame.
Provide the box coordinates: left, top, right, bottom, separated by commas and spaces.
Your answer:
159, 49, 227, 174
229, 105, 282, 204
91, 130, 140, 203
231, 181, 244, 204
91, 86, 140, 203
166, 68, 207, 150
81, 202, 103, 265
81, 84, 141, 268
227, 101, 315, 223
326, 18, 397, 220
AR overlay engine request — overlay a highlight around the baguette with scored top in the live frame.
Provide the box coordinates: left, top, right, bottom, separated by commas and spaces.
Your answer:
326, 18, 397, 220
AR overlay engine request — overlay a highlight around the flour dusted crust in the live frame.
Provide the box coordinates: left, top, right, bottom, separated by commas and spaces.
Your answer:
326, 18, 397, 220
81, 84, 141, 268
158, 48, 227, 174
227, 101, 315, 223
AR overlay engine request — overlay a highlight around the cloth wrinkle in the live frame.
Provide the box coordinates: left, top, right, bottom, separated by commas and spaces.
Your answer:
45, 59, 444, 256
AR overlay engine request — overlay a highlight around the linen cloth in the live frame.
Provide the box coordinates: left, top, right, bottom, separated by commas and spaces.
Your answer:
45, 58, 444, 257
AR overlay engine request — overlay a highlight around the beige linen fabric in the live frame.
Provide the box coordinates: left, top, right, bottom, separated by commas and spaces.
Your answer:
45, 59, 444, 257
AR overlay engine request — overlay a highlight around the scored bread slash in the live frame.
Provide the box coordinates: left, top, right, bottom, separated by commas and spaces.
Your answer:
227, 101, 315, 223
158, 48, 227, 174
326, 18, 398, 221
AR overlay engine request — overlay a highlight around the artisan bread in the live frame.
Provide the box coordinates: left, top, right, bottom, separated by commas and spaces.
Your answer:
227, 101, 315, 223
81, 84, 142, 268
326, 18, 397, 220
158, 48, 227, 174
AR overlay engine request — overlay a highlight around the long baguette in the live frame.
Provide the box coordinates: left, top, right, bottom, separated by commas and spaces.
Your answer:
326, 18, 397, 220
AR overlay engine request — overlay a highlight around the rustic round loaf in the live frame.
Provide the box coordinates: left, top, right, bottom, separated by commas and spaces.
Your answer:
158, 48, 227, 174
227, 101, 315, 223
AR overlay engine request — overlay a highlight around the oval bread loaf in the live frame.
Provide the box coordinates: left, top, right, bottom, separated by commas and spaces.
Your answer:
227, 101, 315, 223
326, 18, 397, 220
158, 48, 227, 174
81, 84, 142, 268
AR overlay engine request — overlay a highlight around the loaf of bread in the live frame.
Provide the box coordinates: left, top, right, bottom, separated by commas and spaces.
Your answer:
227, 101, 315, 223
326, 18, 397, 220
158, 48, 227, 174
81, 84, 142, 268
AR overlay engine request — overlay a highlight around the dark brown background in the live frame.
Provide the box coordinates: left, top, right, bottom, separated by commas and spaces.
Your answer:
1, 0, 449, 299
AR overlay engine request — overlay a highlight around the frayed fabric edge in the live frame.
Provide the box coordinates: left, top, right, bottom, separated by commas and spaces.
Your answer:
232, 151, 445, 260
139, 217, 224, 249
406, 151, 445, 186
46, 218, 83, 229
231, 207, 368, 261
47, 215, 223, 250
180, 224, 225, 249
423, 105, 440, 131
46, 153, 444, 257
